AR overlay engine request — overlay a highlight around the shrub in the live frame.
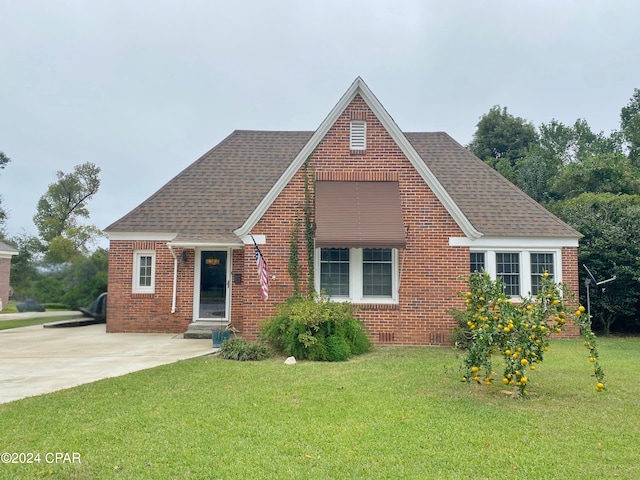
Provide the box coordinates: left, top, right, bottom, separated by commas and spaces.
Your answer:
260, 294, 371, 361
43, 303, 70, 311
218, 339, 271, 361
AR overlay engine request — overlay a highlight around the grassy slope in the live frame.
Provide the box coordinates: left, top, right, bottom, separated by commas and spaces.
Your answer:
0, 337, 638, 479
0, 316, 81, 330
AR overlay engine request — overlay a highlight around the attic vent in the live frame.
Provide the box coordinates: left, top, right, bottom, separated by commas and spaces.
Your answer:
350, 121, 366, 151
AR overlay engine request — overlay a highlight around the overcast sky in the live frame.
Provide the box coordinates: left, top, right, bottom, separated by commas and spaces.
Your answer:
1, 1, 639, 247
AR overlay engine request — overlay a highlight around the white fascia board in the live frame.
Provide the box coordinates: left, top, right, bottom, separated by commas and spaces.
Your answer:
449, 236, 580, 249
234, 77, 482, 240
106, 232, 177, 241
1, 252, 18, 259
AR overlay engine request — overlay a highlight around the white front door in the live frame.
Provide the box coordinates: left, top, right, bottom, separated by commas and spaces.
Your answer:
195, 250, 230, 321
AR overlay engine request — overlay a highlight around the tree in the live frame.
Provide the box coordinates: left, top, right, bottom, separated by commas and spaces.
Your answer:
7, 233, 43, 300
0, 151, 10, 238
551, 153, 640, 199
551, 193, 640, 334
33, 162, 101, 260
516, 144, 562, 204
0, 151, 9, 170
621, 88, 640, 166
467, 106, 538, 182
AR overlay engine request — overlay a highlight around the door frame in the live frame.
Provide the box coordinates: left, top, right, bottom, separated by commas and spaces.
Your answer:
193, 248, 232, 324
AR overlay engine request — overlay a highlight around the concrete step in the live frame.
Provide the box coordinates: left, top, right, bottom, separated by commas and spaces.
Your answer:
184, 323, 217, 339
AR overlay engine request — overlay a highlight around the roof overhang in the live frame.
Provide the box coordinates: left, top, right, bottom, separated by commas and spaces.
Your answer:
449, 236, 580, 249
234, 77, 483, 241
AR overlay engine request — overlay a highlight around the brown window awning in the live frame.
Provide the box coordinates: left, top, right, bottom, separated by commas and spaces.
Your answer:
315, 181, 406, 249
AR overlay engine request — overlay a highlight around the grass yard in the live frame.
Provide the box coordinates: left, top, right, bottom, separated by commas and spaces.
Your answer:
0, 337, 639, 479
0, 316, 81, 331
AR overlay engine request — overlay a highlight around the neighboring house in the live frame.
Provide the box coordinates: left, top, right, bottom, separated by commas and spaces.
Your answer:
104, 78, 581, 344
0, 240, 18, 310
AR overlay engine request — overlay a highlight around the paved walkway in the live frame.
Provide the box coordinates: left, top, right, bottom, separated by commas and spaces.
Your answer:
0, 323, 214, 404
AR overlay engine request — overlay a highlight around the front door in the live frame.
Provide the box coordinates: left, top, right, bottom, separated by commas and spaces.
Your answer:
196, 250, 229, 321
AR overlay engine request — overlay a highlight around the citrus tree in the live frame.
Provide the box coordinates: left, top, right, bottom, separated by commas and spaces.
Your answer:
454, 271, 605, 396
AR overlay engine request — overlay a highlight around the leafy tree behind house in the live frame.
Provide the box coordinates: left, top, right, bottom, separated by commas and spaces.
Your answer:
467, 106, 538, 183
550, 193, 640, 334
621, 88, 640, 166
10, 162, 107, 308
469, 90, 640, 333
0, 151, 10, 238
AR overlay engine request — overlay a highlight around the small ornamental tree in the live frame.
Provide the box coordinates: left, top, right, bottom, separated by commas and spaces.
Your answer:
453, 271, 605, 396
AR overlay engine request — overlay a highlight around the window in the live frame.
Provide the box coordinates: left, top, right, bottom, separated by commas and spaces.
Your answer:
496, 252, 520, 296
470, 249, 559, 298
318, 247, 397, 302
363, 249, 392, 297
133, 250, 155, 293
350, 121, 366, 150
470, 252, 485, 273
320, 248, 350, 297
530, 253, 554, 295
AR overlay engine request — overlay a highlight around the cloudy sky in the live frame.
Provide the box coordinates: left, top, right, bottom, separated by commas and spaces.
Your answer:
1, 1, 639, 247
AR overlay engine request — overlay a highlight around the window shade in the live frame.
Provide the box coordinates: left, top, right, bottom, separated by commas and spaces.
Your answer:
315, 181, 406, 248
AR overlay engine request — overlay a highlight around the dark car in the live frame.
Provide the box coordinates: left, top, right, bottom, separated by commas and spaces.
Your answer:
16, 298, 46, 313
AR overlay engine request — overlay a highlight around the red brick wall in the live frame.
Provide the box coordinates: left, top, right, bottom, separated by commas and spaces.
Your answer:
107, 241, 195, 333
240, 94, 469, 345
0, 257, 11, 309
560, 246, 580, 338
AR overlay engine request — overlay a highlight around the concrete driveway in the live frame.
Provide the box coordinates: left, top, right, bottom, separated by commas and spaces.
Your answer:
0, 321, 214, 404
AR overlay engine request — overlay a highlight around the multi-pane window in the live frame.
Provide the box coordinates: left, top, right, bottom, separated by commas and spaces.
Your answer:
470, 252, 485, 273
496, 252, 520, 296
320, 248, 350, 297
318, 247, 396, 302
139, 256, 152, 286
133, 251, 155, 293
530, 253, 554, 295
363, 249, 392, 297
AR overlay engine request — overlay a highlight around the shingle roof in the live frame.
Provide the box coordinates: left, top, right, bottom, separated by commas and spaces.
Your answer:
405, 132, 581, 238
0, 240, 18, 254
104, 130, 313, 243
105, 129, 581, 242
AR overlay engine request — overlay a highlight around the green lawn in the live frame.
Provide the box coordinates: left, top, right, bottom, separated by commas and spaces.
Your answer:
0, 315, 81, 330
0, 338, 638, 479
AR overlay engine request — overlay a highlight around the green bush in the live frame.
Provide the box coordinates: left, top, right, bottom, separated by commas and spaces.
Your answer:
43, 303, 71, 310
260, 294, 371, 361
218, 339, 271, 361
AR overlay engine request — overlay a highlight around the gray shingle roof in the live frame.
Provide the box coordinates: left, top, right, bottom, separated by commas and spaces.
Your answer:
404, 132, 581, 238
105, 130, 313, 243
105, 129, 581, 242
0, 240, 18, 254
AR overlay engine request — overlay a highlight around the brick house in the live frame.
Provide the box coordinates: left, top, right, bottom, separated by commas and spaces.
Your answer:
104, 78, 581, 344
0, 240, 18, 310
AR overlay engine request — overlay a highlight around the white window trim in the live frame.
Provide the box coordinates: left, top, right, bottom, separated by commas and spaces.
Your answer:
132, 250, 156, 294
470, 248, 562, 299
315, 248, 398, 304
350, 121, 366, 150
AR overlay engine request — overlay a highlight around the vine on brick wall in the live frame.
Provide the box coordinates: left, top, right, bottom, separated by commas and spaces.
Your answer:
303, 156, 315, 296
288, 217, 300, 297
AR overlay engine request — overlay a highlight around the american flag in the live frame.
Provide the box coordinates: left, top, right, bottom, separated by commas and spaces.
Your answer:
253, 239, 269, 301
